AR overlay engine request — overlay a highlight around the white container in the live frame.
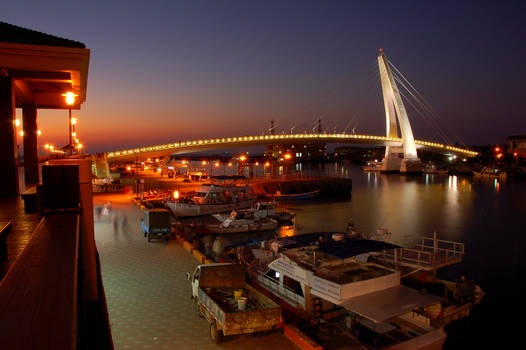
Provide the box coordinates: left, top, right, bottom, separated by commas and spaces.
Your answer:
237, 297, 247, 311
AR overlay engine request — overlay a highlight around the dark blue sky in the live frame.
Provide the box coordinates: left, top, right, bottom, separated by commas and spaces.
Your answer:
3, 0, 525, 151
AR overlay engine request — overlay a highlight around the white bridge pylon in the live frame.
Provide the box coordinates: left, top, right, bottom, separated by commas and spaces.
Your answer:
378, 49, 423, 173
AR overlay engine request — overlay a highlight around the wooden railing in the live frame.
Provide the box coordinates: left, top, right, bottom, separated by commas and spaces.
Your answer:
0, 214, 80, 349
0, 160, 114, 350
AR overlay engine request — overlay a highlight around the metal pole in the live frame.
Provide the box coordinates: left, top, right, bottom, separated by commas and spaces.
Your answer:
68, 108, 72, 154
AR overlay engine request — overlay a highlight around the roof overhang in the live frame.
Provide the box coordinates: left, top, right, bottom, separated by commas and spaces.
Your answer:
0, 42, 90, 109
340, 285, 442, 323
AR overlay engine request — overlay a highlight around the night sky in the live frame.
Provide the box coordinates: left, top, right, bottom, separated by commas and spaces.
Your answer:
3, 0, 525, 152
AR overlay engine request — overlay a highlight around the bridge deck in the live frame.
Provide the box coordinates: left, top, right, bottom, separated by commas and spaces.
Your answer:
106, 133, 479, 161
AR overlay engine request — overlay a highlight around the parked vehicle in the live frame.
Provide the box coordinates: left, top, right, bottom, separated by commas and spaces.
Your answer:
187, 263, 282, 343
141, 208, 172, 242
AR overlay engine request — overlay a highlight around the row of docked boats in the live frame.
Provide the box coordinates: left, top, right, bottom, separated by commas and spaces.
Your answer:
160, 178, 483, 348
229, 231, 484, 349
160, 178, 308, 234
164, 180, 319, 218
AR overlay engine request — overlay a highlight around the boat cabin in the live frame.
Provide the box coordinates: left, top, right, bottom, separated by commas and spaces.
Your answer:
191, 184, 254, 204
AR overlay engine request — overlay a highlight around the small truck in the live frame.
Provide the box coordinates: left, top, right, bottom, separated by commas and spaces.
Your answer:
141, 208, 172, 242
188, 263, 282, 343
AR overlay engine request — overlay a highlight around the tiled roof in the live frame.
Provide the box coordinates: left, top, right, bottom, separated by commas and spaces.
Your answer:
0, 21, 85, 48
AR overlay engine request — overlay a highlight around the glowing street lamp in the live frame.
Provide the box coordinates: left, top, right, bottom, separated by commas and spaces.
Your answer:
62, 92, 78, 154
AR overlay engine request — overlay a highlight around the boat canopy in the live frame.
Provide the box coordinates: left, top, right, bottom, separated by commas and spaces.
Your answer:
340, 285, 442, 323
316, 238, 399, 260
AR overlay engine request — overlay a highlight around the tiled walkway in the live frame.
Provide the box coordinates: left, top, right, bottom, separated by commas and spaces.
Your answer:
94, 194, 295, 350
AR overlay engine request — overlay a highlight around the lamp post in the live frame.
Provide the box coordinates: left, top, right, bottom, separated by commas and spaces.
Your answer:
62, 92, 77, 154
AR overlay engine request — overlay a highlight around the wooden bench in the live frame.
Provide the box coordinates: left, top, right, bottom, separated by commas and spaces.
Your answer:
0, 221, 12, 261
20, 186, 38, 214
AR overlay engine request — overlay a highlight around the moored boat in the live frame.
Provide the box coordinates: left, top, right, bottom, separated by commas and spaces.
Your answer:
165, 181, 256, 217
473, 166, 507, 180
274, 189, 320, 200
234, 234, 450, 349
238, 201, 295, 222
189, 210, 278, 234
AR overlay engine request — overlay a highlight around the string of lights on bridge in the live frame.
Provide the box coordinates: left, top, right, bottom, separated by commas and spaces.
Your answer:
107, 133, 479, 159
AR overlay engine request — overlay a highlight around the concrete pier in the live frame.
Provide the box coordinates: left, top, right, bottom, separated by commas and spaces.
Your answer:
93, 193, 295, 349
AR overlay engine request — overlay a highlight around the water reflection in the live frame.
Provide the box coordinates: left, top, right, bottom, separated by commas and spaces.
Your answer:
284, 164, 477, 244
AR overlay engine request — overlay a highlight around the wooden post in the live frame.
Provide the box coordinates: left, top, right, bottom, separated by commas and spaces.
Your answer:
0, 77, 19, 197
23, 104, 39, 184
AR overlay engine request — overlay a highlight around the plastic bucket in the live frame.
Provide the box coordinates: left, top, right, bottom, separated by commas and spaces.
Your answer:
238, 297, 247, 311
234, 289, 243, 301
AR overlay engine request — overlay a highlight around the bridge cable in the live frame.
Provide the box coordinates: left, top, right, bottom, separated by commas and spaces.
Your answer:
388, 60, 468, 148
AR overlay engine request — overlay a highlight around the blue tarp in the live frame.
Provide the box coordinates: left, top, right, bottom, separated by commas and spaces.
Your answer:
316, 238, 399, 259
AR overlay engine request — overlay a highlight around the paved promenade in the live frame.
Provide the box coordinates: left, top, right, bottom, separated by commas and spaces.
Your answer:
94, 193, 295, 350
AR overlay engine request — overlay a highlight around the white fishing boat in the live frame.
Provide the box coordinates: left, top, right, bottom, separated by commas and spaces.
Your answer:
238, 201, 295, 222
237, 234, 450, 349
165, 182, 256, 217
192, 210, 278, 234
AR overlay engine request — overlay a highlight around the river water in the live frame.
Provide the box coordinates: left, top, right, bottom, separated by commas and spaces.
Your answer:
276, 161, 524, 348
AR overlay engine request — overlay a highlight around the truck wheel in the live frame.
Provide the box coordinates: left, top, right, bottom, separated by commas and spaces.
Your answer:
210, 320, 223, 343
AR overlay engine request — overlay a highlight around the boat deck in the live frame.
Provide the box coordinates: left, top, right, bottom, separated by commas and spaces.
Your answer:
374, 235, 464, 273
283, 246, 394, 284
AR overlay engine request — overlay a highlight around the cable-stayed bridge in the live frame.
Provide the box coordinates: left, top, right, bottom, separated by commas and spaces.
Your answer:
106, 50, 479, 171
106, 133, 477, 161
